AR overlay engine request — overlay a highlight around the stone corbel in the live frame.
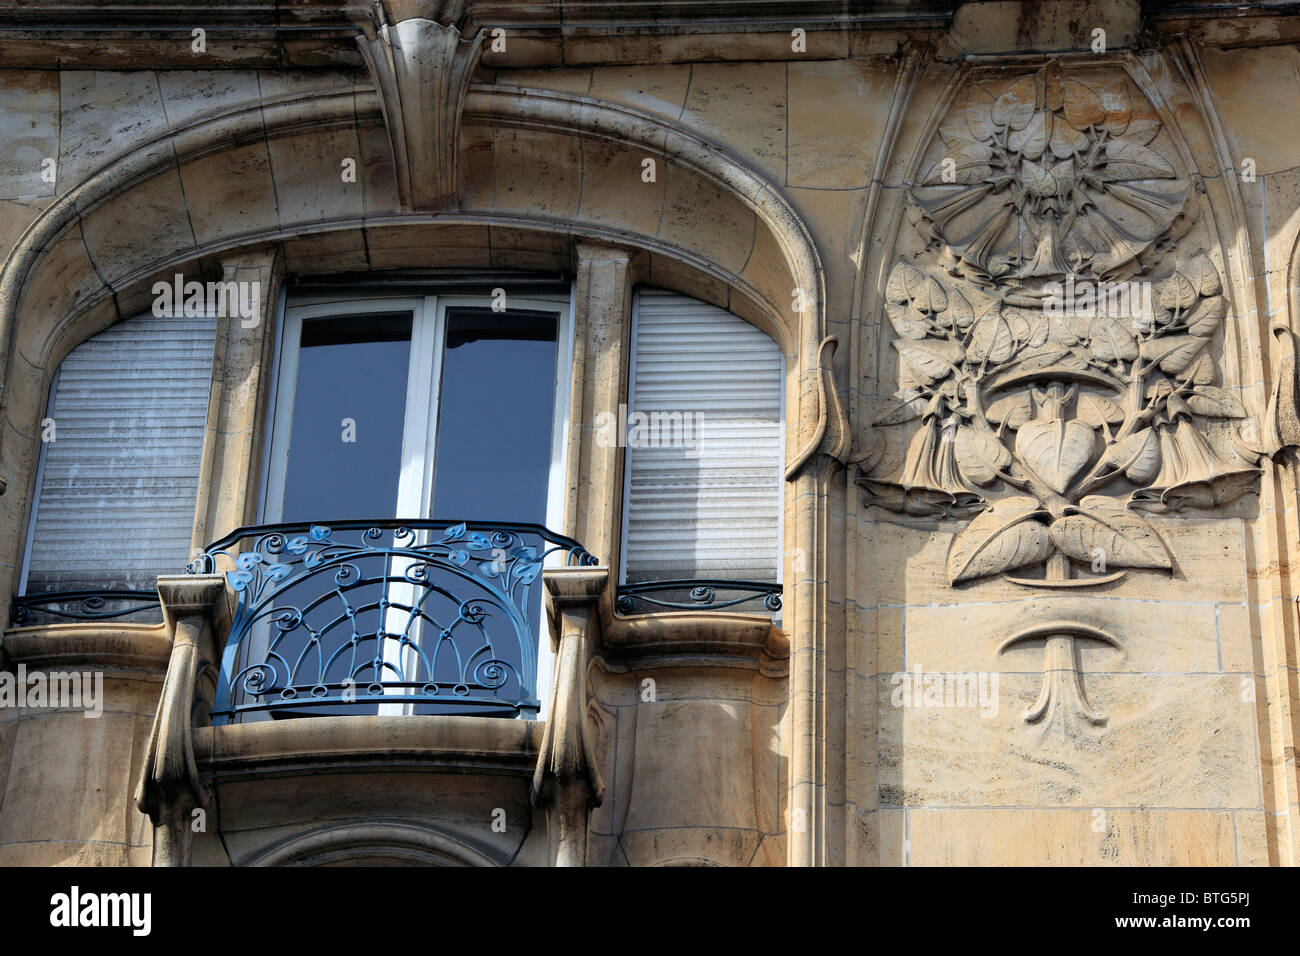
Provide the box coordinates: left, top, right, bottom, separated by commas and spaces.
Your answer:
355, 1, 485, 211
134, 575, 226, 867
532, 567, 607, 867
785, 336, 851, 480
1264, 320, 1300, 458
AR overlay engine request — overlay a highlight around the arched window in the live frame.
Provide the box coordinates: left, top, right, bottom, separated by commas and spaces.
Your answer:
202, 287, 577, 722
617, 288, 785, 615
18, 313, 217, 621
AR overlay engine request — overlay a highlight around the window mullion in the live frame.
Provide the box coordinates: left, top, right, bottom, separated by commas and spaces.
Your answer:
385, 295, 442, 715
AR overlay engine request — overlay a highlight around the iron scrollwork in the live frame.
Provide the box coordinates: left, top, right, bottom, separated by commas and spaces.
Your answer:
188, 519, 597, 723
10, 589, 162, 626
615, 579, 782, 615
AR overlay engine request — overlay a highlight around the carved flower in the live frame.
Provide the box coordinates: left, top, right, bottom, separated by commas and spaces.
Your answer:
912, 62, 1187, 280
860, 414, 986, 518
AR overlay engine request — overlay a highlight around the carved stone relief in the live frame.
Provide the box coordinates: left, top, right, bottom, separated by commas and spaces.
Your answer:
858, 60, 1262, 727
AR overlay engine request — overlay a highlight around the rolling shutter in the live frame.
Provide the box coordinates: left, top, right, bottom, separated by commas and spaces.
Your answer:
622, 288, 783, 584
22, 313, 216, 593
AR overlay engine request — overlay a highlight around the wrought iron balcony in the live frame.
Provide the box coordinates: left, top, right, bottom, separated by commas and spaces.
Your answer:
10, 589, 164, 625
188, 519, 597, 724
614, 579, 782, 615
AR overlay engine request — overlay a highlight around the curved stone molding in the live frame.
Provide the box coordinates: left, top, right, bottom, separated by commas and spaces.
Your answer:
241, 820, 497, 867
997, 618, 1123, 727
356, 2, 484, 211
1264, 322, 1300, 457
0, 82, 828, 638
786, 336, 851, 480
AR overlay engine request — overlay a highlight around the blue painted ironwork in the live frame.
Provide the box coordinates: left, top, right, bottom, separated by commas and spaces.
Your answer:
188, 519, 596, 724
615, 579, 782, 615
10, 589, 162, 626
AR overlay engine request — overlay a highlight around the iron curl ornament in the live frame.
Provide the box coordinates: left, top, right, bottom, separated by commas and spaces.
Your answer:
188, 519, 596, 722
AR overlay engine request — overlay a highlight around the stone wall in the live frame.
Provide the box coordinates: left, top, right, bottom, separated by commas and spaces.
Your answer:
1, 0, 1298, 865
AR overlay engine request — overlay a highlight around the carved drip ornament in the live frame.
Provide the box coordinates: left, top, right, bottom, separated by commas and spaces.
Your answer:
858, 61, 1262, 727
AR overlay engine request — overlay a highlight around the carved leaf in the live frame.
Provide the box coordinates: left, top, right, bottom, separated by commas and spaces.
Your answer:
939, 120, 980, 150
955, 425, 1012, 486
893, 339, 962, 384
886, 301, 930, 340
1184, 295, 1224, 337
885, 260, 924, 304
1159, 272, 1198, 311
1009, 110, 1050, 159
1020, 158, 1056, 197
1087, 315, 1139, 362
966, 85, 997, 141
1049, 158, 1077, 193
922, 143, 994, 185
1077, 393, 1126, 428
1102, 138, 1174, 180
967, 308, 1028, 365
986, 392, 1033, 429
1184, 252, 1222, 296
914, 275, 949, 314
1062, 79, 1104, 129
993, 76, 1036, 131
1145, 378, 1174, 402
948, 496, 1054, 584
1178, 351, 1215, 385
948, 290, 975, 330
1141, 334, 1208, 375
1124, 117, 1161, 145
1101, 427, 1161, 483
1015, 418, 1097, 493
1098, 79, 1132, 134
1049, 123, 1088, 158
1186, 385, 1247, 419
1050, 496, 1172, 569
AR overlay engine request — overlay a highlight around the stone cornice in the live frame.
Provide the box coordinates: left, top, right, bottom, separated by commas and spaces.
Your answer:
0, 0, 955, 68
1, 2, 1299, 68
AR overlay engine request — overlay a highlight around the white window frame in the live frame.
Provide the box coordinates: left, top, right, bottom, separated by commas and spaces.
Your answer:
252, 288, 575, 719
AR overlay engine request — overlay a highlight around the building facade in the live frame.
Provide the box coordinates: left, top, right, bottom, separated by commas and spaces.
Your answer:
1, 0, 1299, 866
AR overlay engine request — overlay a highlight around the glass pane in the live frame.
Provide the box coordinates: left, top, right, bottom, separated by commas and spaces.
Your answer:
279, 312, 412, 522
247, 312, 413, 721
432, 308, 558, 523
422, 307, 560, 718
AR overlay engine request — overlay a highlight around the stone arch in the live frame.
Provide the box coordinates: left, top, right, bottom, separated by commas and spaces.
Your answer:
240, 820, 499, 867
0, 82, 831, 623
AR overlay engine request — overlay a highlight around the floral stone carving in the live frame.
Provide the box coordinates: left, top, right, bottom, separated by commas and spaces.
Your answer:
859, 63, 1261, 723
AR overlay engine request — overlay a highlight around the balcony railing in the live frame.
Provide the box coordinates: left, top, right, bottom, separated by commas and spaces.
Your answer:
187, 519, 597, 724
614, 579, 782, 615
10, 589, 163, 625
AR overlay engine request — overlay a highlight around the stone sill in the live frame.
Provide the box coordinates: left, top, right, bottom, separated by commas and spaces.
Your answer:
1, 621, 172, 677
196, 714, 544, 781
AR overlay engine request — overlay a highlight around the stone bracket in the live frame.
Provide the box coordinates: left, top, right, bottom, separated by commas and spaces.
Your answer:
134, 574, 226, 867
355, 2, 485, 212
532, 566, 608, 867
